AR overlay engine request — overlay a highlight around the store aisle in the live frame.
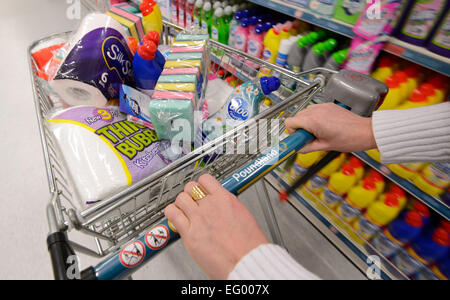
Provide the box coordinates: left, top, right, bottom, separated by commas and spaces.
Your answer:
0, 0, 364, 280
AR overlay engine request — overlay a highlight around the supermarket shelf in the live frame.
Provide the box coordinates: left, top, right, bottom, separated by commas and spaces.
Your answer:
247, 0, 450, 77
354, 152, 450, 220
266, 170, 409, 280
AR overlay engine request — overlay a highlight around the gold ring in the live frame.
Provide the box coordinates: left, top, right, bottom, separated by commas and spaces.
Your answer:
192, 185, 207, 201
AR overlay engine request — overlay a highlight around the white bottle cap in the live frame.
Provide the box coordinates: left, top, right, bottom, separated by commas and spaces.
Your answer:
203, 1, 212, 11
213, 1, 222, 9
224, 5, 233, 15
195, 0, 204, 8
232, 4, 239, 13
214, 7, 224, 17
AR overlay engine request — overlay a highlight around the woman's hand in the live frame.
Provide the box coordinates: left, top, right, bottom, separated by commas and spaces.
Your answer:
164, 174, 269, 280
285, 103, 377, 153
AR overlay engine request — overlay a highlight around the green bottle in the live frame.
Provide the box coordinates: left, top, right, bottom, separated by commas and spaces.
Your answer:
193, 0, 203, 29
201, 1, 213, 36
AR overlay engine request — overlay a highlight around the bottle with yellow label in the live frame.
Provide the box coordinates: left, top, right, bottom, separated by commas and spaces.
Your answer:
371, 56, 398, 83
413, 163, 450, 197
305, 153, 345, 194
258, 24, 282, 77
354, 193, 401, 240
336, 177, 378, 223
387, 162, 428, 181
320, 163, 357, 209
289, 151, 324, 183
140, 0, 163, 36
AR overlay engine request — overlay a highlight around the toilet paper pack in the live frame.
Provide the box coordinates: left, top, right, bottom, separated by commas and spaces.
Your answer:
50, 14, 135, 107
46, 106, 175, 207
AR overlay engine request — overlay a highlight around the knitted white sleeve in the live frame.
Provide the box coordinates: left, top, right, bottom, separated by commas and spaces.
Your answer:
372, 102, 450, 164
227, 244, 320, 280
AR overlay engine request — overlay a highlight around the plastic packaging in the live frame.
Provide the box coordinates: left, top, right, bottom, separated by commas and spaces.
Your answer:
344, 36, 384, 74
427, 8, 450, 57
397, 0, 447, 46
333, 0, 366, 25
119, 84, 152, 124
46, 106, 174, 207
200, 76, 281, 143
308, 0, 338, 17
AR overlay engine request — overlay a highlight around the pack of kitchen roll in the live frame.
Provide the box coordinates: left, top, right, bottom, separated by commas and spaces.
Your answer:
50, 13, 135, 107
46, 106, 179, 207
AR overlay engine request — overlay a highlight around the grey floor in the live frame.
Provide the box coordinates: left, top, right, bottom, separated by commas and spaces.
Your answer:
0, 0, 365, 280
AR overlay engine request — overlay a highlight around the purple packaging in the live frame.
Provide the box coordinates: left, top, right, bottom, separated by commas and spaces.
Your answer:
427, 6, 450, 57
52, 14, 135, 101
343, 36, 384, 74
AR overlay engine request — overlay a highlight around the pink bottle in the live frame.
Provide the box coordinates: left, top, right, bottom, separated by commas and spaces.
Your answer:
234, 18, 250, 52
178, 0, 186, 27
246, 24, 266, 68
185, 0, 195, 29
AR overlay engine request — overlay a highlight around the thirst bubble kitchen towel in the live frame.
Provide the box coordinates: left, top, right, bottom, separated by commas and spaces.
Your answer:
46, 106, 173, 207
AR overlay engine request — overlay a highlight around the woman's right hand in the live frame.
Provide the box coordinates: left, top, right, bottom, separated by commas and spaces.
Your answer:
284, 103, 377, 153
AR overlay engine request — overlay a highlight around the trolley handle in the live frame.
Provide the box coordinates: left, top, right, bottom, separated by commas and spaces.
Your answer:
47, 232, 75, 280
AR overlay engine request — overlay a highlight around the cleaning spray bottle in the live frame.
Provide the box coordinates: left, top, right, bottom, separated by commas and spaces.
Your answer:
259, 24, 282, 77
211, 7, 224, 42
228, 11, 244, 47
234, 17, 250, 52
371, 56, 398, 83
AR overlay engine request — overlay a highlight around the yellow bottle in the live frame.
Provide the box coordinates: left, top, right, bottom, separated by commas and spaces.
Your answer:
349, 156, 365, 182
354, 193, 401, 240
427, 75, 447, 103
413, 163, 450, 197
140, 0, 163, 36
396, 86, 431, 110
378, 75, 404, 110
305, 153, 346, 194
320, 163, 357, 209
420, 83, 442, 105
259, 24, 282, 77
366, 169, 385, 195
387, 162, 427, 180
371, 56, 397, 83
289, 151, 324, 183
403, 64, 422, 96
337, 177, 378, 223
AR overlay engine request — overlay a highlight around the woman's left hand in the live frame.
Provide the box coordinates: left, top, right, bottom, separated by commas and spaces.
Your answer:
165, 174, 269, 280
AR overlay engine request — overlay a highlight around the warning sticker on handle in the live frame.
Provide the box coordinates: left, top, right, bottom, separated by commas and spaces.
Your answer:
119, 241, 146, 268
145, 225, 170, 250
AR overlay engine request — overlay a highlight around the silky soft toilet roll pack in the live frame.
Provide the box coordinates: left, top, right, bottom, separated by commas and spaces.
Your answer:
46, 106, 175, 207
50, 13, 134, 107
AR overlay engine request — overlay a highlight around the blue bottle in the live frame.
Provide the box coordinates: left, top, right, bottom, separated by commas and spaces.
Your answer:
141, 31, 166, 70
133, 40, 163, 94
433, 256, 450, 280
372, 211, 424, 258
410, 228, 449, 264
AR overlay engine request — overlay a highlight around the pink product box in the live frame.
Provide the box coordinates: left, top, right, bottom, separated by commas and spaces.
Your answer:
151, 91, 197, 108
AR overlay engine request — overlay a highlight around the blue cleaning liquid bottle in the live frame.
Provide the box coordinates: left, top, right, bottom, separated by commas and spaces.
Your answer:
133, 39, 162, 94
371, 210, 424, 258
201, 76, 281, 141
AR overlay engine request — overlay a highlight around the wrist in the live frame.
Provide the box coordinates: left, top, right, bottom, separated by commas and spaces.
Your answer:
363, 117, 377, 150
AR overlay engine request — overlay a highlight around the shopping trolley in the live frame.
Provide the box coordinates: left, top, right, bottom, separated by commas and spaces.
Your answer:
29, 10, 387, 279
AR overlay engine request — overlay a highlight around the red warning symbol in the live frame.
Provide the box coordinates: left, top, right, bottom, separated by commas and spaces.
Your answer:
145, 225, 169, 250
119, 241, 146, 268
